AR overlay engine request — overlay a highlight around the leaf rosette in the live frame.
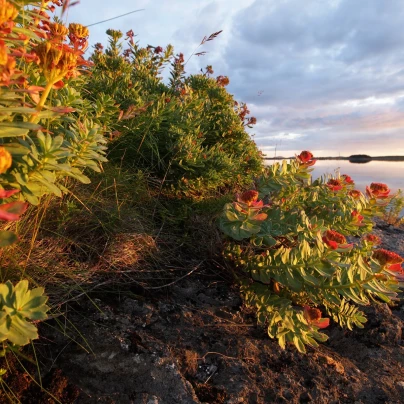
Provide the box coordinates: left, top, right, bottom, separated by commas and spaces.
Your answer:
0, 280, 49, 346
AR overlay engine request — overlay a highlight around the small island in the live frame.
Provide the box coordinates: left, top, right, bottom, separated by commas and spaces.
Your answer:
264, 154, 404, 161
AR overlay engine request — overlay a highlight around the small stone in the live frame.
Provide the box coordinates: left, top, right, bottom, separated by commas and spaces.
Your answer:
300, 391, 312, 402
108, 351, 118, 360
325, 356, 345, 374
146, 395, 159, 404
397, 381, 404, 390
283, 389, 293, 400
208, 365, 218, 374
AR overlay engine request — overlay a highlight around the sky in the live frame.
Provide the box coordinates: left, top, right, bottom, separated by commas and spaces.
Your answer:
65, 0, 404, 157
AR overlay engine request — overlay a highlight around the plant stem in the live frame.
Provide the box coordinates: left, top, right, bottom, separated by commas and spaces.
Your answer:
29, 81, 53, 123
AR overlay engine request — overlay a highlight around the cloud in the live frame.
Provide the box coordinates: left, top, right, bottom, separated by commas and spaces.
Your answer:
65, 0, 404, 156
219, 0, 404, 155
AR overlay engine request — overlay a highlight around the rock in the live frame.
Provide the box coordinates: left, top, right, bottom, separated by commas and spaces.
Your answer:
122, 299, 153, 316
283, 389, 293, 400
300, 391, 312, 402
146, 395, 160, 404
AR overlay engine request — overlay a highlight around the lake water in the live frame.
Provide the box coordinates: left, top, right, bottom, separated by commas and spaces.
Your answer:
264, 159, 404, 192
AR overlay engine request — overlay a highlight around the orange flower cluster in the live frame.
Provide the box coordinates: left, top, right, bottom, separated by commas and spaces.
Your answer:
366, 183, 391, 199
348, 189, 362, 199
0, 0, 18, 34
0, 1, 90, 92
341, 174, 354, 184
323, 229, 346, 245
216, 75, 229, 87
322, 229, 352, 251
0, 1, 21, 85
303, 306, 330, 329
68, 23, 89, 52
206, 65, 214, 75
0, 39, 17, 86
327, 179, 343, 192
0, 146, 12, 174
238, 190, 259, 206
363, 234, 381, 245
36, 42, 78, 83
235, 190, 268, 221
48, 22, 69, 41
0, 147, 28, 221
351, 210, 364, 226
373, 249, 403, 271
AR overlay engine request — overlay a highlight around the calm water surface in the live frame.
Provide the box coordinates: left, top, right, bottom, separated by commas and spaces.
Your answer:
264, 160, 404, 192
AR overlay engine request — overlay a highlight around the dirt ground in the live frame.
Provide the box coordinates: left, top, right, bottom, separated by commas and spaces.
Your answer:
1, 223, 404, 403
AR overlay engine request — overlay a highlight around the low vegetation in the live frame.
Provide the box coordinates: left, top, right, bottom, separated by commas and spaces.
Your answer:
0, 0, 402, 399
219, 152, 403, 352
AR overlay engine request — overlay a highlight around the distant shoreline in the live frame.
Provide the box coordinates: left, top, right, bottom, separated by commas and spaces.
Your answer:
264, 156, 404, 162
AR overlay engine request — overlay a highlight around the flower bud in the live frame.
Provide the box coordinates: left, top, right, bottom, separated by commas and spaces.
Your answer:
0, 146, 12, 174
327, 179, 343, 192
373, 249, 403, 266
348, 189, 362, 199
49, 22, 69, 39
363, 234, 381, 245
341, 174, 354, 184
239, 190, 259, 205
36, 41, 77, 82
0, 0, 18, 26
0, 40, 7, 65
69, 23, 89, 39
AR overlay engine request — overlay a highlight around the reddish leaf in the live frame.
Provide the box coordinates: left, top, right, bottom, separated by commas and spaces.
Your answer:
0, 189, 19, 199
0, 201, 28, 221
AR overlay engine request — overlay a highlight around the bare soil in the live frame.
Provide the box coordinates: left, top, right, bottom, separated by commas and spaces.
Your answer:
1, 222, 404, 403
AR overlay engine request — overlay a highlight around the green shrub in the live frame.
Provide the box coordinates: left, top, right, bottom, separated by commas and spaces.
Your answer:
219, 152, 403, 353
0, 0, 113, 364
383, 189, 404, 226
0, 1, 114, 205
86, 30, 263, 198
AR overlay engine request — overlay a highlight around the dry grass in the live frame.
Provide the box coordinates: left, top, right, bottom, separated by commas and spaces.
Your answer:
183, 350, 198, 376
99, 232, 157, 269
0, 165, 228, 307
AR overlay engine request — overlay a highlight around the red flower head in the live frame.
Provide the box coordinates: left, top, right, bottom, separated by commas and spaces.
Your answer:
327, 179, 343, 192
235, 190, 268, 221
341, 174, 354, 184
296, 151, 316, 166
216, 75, 230, 87
366, 183, 391, 199
126, 29, 134, 39
297, 151, 313, 163
348, 189, 362, 199
154, 46, 163, 54
303, 306, 330, 329
248, 117, 257, 125
323, 230, 353, 251
373, 249, 403, 271
363, 234, 381, 245
94, 42, 104, 52
238, 190, 259, 206
351, 210, 364, 226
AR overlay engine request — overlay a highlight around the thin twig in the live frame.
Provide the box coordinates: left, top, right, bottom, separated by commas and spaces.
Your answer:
141, 261, 204, 289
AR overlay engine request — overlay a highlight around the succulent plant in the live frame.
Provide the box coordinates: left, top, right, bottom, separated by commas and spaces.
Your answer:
0, 280, 49, 346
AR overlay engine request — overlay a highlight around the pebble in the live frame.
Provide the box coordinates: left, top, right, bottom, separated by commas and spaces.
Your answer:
146, 396, 159, 404
396, 381, 404, 390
